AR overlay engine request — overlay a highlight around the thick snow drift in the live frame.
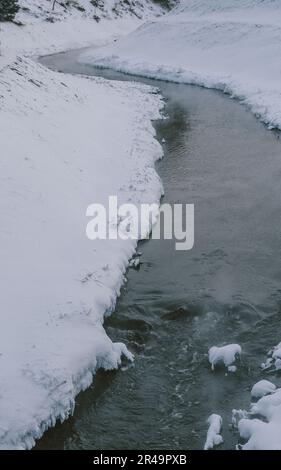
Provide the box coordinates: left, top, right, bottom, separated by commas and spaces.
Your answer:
80, 0, 281, 129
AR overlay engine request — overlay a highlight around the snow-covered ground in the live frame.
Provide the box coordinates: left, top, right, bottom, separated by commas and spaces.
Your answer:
81, 0, 281, 129
0, 0, 164, 449
0, 0, 164, 65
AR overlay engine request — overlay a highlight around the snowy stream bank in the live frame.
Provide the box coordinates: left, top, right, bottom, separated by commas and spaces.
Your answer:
0, 7, 164, 449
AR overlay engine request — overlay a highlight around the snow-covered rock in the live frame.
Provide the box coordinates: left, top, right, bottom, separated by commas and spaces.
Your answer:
238, 416, 281, 450
129, 257, 141, 269
261, 342, 281, 372
204, 414, 223, 450
251, 380, 276, 399
209, 344, 241, 371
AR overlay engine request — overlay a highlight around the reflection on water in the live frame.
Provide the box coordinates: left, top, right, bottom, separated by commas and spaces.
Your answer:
37, 51, 281, 450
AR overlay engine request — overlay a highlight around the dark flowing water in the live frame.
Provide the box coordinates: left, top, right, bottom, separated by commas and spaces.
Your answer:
37, 49, 281, 450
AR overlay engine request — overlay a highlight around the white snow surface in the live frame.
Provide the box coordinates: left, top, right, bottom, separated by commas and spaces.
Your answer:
238, 387, 281, 450
80, 0, 281, 129
0, 0, 163, 66
251, 380, 276, 399
16, 0, 162, 22
0, 1, 164, 450
235, 344, 281, 449
209, 344, 241, 371
204, 414, 223, 450
0, 56, 163, 450
261, 342, 281, 372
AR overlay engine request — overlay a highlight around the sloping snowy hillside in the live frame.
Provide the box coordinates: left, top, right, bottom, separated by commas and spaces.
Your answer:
17, 0, 164, 22
0, 56, 163, 449
0, 0, 164, 449
0, 0, 165, 63
81, 0, 281, 129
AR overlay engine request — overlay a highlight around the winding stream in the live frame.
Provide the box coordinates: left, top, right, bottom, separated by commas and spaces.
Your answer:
37, 49, 281, 450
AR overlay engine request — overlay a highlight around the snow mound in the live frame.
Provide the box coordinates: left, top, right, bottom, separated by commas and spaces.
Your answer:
204, 414, 223, 450
251, 380, 276, 399
238, 417, 281, 450
209, 344, 241, 371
